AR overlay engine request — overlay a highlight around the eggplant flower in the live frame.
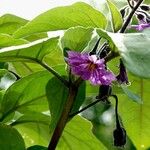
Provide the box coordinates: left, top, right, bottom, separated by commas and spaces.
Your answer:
67, 51, 116, 85
131, 22, 150, 31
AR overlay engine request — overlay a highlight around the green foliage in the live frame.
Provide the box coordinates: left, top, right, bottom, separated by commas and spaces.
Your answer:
57, 116, 107, 150
118, 77, 150, 150
108, 32, 150, 78
13, 2, 107, 38
61, 27, 93, 56
0, 124, 26, 150
107, 0, 123, 32
0, 34, 28, 48
0, 1, 150, 150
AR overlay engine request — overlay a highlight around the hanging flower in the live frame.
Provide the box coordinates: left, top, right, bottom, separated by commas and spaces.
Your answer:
67, 51, 116, 85
116, 59, 129, 84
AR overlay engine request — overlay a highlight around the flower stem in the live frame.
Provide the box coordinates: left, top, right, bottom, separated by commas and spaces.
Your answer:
38, 61, 69, 87
120, 0, 144, 33
69, 96, 108, 118
48, 85, 78, 150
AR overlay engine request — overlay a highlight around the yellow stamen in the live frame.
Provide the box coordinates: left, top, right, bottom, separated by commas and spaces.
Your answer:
88, 62, 97, 71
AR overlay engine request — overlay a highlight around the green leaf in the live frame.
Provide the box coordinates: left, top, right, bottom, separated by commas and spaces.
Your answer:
107, 0, 123, 32
108, 32, 150, 78
13, 2, 107, 38
61, 27, 93, 56
0, 124, 26, 150
0, 14, 47, 41
0, 14, 28, 35
46, 77, 85, 133
0, 37, 60, 62
121, 85, 142, 104
0, 34, 28, 48
11, 112, 50, 126
46, 77, 68, 133
0, 71, 52, 121
14, 121, 50, 147
12, 111, 50, 147
8, 37, 65, 77
57, 116, 107, 150
27, 145, 47, 150
96, 29, 116, 51
118, 76, 150, 149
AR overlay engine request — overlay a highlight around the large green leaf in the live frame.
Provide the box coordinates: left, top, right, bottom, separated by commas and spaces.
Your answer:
0, 124, 26, 150
0, 71, 52, 122
46, 77, 85, 133
57, 116, 107, 150
13, 2, 107, 38
108, 32, 150, 78
0, 37, 65, 77
0, 37, 60, 62
118, 77, 150, 150
97, 29, 150, 78
106, 0, 123, 32
10, 37, 65, 77
61, 27, 93, 55
12, 111, 50, 147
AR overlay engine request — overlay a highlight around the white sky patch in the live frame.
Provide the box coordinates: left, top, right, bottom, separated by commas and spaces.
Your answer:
0, 0, 90, 20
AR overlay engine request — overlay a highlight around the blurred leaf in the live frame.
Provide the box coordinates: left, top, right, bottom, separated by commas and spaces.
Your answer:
118, 76, 150, 149
121, 85, 142, 104
57, 116, 107, 150
107, 0, 123, 32
0, 71, 52, 121
61, 27, 93, 56
13, 2, 107, 38
0, 124, 26, 150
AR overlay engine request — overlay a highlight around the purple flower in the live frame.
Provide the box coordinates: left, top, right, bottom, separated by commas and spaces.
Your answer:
131, 22, 150, 31
67, 51, 116, 85
116, 59, 129, 84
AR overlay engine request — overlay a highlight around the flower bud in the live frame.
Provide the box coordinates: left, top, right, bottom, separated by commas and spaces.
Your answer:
140, 5, 150, 11
113, 127, 126, 147
136, 13, 145, 21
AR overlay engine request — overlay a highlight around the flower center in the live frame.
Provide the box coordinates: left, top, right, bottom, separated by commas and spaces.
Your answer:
88, 62, 97, 71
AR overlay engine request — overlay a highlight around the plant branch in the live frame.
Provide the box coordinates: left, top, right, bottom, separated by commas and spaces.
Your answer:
120, 0, 144, 33
105, 0, 144, 62
48, 85, 78, 150
69, 96, 108, 118
38, 61, 69, 87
